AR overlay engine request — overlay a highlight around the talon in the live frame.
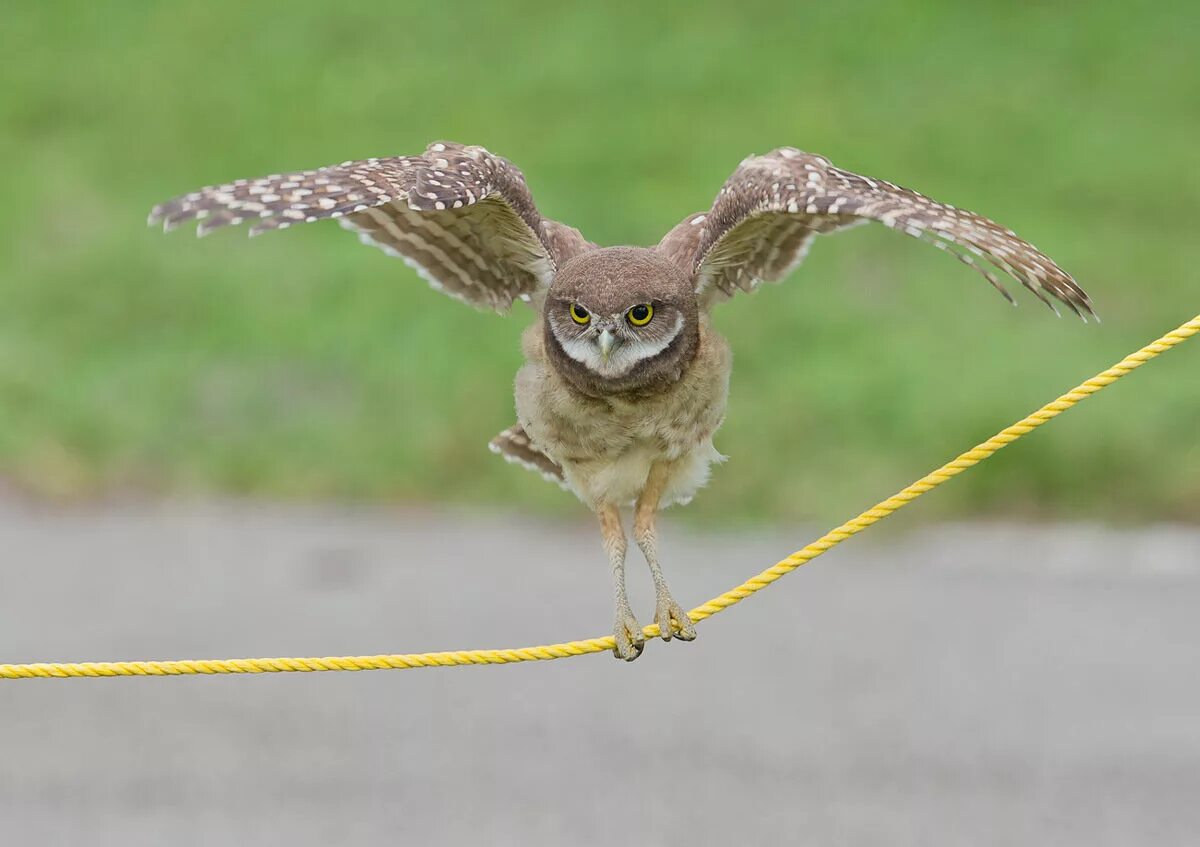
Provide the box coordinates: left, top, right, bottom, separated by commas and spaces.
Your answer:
612, 610, 645, 661
656, 595, 697, 643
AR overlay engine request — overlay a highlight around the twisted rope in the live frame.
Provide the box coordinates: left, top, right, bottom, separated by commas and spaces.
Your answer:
3, 313, 1197, 680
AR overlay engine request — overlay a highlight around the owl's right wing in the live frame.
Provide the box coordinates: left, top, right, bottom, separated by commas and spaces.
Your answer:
657, 148, 1093, 319
150, 141, 594, 312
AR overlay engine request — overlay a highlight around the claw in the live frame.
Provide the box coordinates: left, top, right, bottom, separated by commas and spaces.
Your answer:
655, 594, 697, 642
612, 609, 645, 661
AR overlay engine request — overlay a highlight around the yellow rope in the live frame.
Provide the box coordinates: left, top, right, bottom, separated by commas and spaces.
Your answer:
4, 314, 1198, 680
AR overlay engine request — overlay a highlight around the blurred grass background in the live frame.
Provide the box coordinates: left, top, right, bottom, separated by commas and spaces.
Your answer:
1, 1, 1197, 525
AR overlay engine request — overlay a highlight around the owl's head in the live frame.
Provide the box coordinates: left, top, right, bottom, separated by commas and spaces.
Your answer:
543, 247, 699, 396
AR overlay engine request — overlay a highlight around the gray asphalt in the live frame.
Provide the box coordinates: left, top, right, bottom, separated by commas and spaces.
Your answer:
2, 496, 1199, 846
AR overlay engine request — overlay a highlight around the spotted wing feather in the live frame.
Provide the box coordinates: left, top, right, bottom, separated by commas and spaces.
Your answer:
488, 425, 567, 488
149, 142, 591, 312
660, 148, 1093, 319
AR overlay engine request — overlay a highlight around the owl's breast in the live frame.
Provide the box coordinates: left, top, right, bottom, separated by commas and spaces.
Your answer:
514, 320, 731, 507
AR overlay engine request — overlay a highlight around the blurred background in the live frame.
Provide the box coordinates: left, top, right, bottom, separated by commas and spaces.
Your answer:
2, 2, 1199, 844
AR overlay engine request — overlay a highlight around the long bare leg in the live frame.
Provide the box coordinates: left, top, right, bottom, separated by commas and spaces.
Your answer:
634, 462, 697, 643
598, 501, 643, 661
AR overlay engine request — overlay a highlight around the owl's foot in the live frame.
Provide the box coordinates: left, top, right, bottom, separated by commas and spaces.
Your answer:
612, 607, 645, 662
655, 590, 697, 642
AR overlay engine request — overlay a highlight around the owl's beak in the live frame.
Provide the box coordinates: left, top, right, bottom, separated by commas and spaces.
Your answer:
597, 329, 617, 362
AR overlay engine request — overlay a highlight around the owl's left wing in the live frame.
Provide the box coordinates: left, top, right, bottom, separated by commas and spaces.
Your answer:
150, 142, 593, 312
657, 148, 1093, 319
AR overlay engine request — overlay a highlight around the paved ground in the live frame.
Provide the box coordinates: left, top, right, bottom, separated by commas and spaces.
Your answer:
2, 497, 1199, 845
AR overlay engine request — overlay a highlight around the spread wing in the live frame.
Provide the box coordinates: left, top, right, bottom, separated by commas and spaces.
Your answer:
149, 141, 593, 312
657, 148, 1094, 319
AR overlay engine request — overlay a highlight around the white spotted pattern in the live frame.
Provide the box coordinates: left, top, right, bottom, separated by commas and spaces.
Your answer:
149, 142, 591, 312
675, 147, 1093, 318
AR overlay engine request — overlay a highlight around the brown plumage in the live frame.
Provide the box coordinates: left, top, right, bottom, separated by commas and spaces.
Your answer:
488, 425, 566, 488
542, 249, 700, 399
151, 141, 1091, 660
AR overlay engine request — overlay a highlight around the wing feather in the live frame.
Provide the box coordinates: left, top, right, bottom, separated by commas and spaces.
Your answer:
658, 148, 1093, 318
149, 142, 591, 312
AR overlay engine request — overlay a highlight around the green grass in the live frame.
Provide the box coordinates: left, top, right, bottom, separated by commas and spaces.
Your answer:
2, 1, 1199, 524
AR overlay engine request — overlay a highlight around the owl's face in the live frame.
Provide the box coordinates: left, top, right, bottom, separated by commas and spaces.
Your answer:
543, 247, 699, 396
547, 293, 686, 380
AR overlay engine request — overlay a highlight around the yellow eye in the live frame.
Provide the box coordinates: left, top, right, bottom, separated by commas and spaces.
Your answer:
626, 303, 654, 326
569, 303, 591, 325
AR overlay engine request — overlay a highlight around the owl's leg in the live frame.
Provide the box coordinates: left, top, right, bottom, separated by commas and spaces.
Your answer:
634, 462, 697, 643
599, 501, 644, 662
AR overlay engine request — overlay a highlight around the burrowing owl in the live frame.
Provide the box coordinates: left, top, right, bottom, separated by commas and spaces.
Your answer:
151, 142, 1092, 660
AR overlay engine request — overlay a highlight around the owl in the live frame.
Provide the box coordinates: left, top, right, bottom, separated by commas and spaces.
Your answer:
150, 142, 1092, 660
